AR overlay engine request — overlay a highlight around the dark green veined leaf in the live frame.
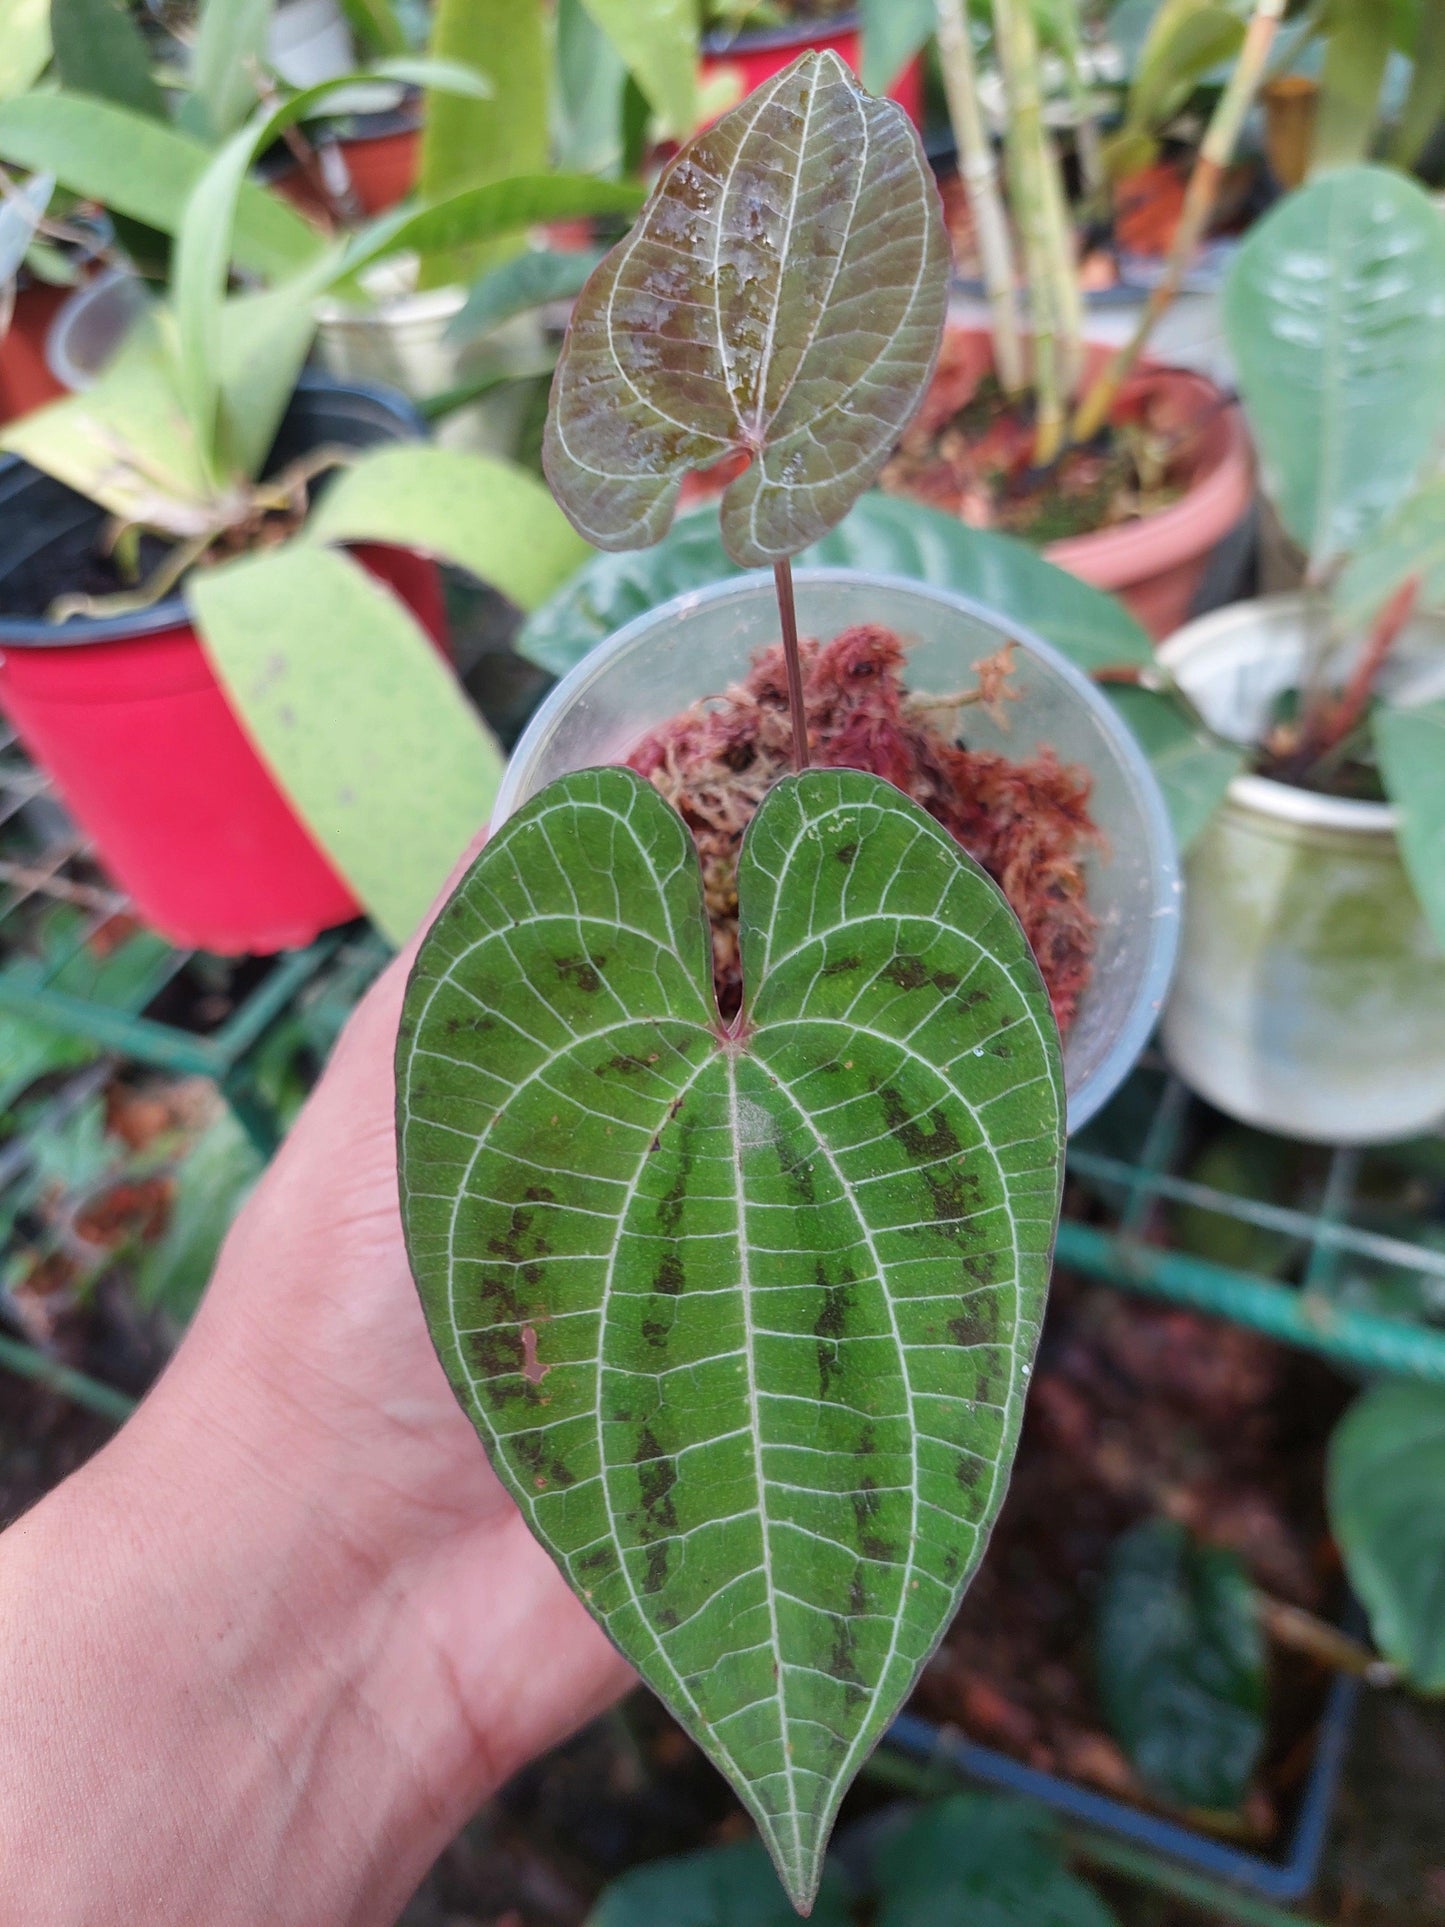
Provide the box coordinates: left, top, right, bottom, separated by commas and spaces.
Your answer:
1223, 166, 1445, 574
447, 246, 606, 349
1096, 1519, 1267, 1812
1330, 1380, 1445, 1692
873, 1795, 1119, 1927
588, 1842, 852, 1926
543, 52, 949, 568
1374, 698, 1445, 951
50, 0, 165, 121
518, 495, 1152, 678
397, 766, 1065, 1910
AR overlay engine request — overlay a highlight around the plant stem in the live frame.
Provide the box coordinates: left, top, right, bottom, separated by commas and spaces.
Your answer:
1312, 0, 1392, 171
1389, 0, 1445, 172
1256, 1593, 1397, 1686
1285, 575, 1420, 780
934, 0, 1025, 396
1070, 0, 1285, 446
773, 557, 811, 772
991, 0, 1071, 461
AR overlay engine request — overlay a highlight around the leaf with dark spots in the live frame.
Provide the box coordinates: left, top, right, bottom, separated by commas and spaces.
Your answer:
542, 51, 949, 568
397, 765, 1064, 1912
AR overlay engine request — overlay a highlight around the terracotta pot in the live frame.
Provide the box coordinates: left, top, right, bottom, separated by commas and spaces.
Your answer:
0, 281, 71, 424
900, 326, 1254, 642
271, 118, 420, 221
701, 9, 924, 129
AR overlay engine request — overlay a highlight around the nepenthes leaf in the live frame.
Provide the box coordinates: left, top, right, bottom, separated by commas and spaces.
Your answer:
542, 51, 949, 567
396, 767, 1065, 1913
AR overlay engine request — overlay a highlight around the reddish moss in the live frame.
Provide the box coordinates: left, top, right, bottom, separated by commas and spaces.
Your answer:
628, 623, 1098, 1030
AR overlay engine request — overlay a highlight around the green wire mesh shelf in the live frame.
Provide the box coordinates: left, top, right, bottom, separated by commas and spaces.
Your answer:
0, 719, 386, 1155
1062, 1060, 1445, 1383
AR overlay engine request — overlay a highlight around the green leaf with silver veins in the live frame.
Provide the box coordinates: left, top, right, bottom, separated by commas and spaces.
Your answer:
397, 766, 1065, 1913
542, 51, 949, 568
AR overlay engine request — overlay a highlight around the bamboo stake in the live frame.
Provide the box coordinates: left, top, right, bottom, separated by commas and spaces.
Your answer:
991, 0, 1067, 461
934, 0, 1025, 395
1069, 0, 1286, 446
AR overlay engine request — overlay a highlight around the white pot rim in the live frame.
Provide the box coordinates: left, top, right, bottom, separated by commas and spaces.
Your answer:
1157, 593, 1445, 836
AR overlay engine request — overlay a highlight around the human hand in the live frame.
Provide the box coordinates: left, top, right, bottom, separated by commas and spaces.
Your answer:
0, 898, 632, 1927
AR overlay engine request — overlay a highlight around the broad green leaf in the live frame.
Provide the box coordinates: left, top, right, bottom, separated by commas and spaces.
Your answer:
189, 0, 276, 140
397, 765, 1066, 1909
543, 52, 949, 569
338, 173, 647, 285
0, 0, 49, 102
1102, 684, 1243, 854
1096, 1519, 1267, 1811
860, 0, 934, 94
519, 496, 1153, 679
873, 1795, 1119, 1927
417, 0, 547, 287
555, 0, 627, 176
1338, 479, 1445, 627
1313, 0, 1393, 171
578, 0, 697, 139
0, 93, 322, 279
1373, 698, 1445, 951
1223, 166, 1445, 575
136, 1113, 263, 1327
1121, 0, 1244, 149
216, 276, 337, 484
0, 312, 217, 530
302, 444, 592, 612
448, 246, 606, 348
589, 1842, 852, 1926
50, 0, 166, 121
189, 545, 504, 945
1329, 1380, 1445, 1692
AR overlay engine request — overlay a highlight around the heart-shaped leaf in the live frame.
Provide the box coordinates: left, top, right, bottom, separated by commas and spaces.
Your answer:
542, 50, 949, 568
1096, 1519, 1267, 1812
397, 766, 1065, 1912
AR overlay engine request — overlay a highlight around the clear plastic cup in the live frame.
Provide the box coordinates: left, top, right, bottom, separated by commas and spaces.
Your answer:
494, 569, 1180, 1131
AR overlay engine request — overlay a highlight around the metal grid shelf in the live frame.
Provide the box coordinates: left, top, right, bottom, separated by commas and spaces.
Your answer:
1061, 1061, 1445, 1382
0, 721, 377, 1154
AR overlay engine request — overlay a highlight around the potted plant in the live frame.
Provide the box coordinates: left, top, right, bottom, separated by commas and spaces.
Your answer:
0, 79, 601, 956
1156, 163, 1445, 1145
395, 53, 1188, 1916
867, 0, 1273, 640
0, 0, 659, 455
701, 3, 926, 128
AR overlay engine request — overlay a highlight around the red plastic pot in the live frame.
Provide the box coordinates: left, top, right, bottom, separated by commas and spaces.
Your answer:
0, 282, 71, 424
701, 9, 925, 128
0, 377, 449, 956
271, 115, 420, 222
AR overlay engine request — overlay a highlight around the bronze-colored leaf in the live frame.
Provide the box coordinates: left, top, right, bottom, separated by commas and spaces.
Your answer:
542, 50, 949, 568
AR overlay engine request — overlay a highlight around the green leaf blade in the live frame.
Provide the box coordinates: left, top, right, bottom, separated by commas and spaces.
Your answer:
1329, 1381, 1445, 1693
543, 51, 949, 568
1372, 697, 1445, 951
1223, 166, 1445, 575
50, 0, 165, 120
398, 766, 1065, 1911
